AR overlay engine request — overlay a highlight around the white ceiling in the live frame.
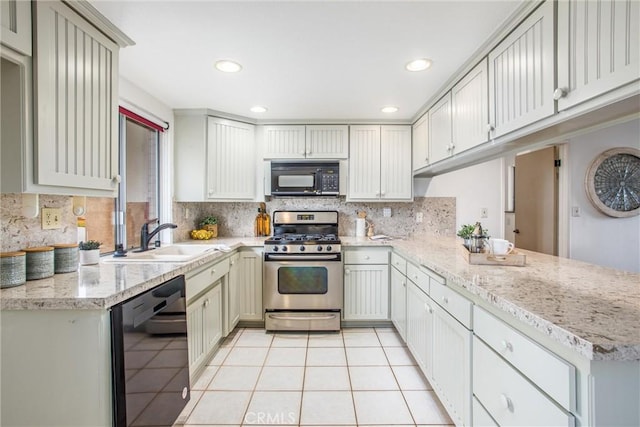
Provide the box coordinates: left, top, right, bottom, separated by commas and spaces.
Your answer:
91, 1, 524, 122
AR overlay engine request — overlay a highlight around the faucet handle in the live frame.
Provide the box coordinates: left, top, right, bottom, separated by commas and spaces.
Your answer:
145, 218, 159, 225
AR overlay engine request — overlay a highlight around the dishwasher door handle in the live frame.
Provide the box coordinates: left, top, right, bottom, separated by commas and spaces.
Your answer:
267, 313, 338, 321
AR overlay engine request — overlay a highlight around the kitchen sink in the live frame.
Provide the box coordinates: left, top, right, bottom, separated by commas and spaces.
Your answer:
101, 244, 229, 263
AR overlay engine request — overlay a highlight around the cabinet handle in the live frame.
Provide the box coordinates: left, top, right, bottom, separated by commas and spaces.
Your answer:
499, 393, 513, 411
424, 303, 433, 314
413, 275, 418, 281
553, 87, 567, 100
441, 296, 448, 304
486, 124, 494, 132
204, 299, 210, 307
501, 339, 513, 352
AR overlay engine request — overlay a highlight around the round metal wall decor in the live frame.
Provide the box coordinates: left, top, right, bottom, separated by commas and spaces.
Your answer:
585, 147, 640, 218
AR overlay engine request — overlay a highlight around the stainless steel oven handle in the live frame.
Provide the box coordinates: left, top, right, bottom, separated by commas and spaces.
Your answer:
267, 314, 338, 321
265, 254, 340, 261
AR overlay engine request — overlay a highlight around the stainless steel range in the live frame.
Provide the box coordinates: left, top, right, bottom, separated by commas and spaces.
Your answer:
264, 211, 342, 331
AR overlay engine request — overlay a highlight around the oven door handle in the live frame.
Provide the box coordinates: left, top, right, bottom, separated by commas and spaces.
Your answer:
265, 254, 340, 261
267, 313, 338, 321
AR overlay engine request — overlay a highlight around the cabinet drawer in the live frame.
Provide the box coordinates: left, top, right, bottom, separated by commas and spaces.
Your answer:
473, 306, 576, 412
473, 337, 575, 427
406, 263, 429, 295
473, 397, 497, 427
390, 252, 407, 275
430, 281, 472, 329
344, 249, 389, 265
186, 258, 230, 303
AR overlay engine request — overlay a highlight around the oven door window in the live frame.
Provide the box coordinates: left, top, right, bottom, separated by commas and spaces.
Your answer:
278, 266, 328, 294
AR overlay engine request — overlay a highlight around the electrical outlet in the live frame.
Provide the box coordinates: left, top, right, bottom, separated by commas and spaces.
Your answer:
416, 212, 424, 223
185, 207, 190, 220
383, 207, 392, 217
572, 206, 581, 217
41, 208, 62, 230
480, 208, 488, 218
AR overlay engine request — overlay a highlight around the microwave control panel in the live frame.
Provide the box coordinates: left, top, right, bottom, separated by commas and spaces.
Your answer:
321, 171, 339, 193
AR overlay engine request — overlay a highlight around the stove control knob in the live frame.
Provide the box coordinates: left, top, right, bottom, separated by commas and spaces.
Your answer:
281, 246, 288, 252
272, 246, 279, 252
317, 245, 323, 252
299, 245, 306, 252
326, 246, 332, 252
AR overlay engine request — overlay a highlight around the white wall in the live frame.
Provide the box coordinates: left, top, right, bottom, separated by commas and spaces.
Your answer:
415, 158, 504, 238
567, 118, 640, 273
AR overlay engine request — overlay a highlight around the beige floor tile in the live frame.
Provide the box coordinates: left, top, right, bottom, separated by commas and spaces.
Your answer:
342, 327, 376, 333
377, 332, 406, 347
235, 331, 274, 347
174, 390, 203, 425
271, 332, 309, 347
208, 366, 261, 390
403, 390, 453, 424
374, 326, 397, 333
244, 391, 301, 425
308, 332, 344, 348
191, 366, 219, 391
304, 366, 351, 391
343, 332, 381, 347
306, 347, 347, 366
224, 347, 269, 366
256, 366, 304, 391
187, 391, 252, 425
392, 365, 432, 390
208, 347, 231, 365
265, 347, 307, 366
345, 346, 388, 366
349, 366, 399, 391
383, 346, 417, 366
300, 391, 356, 425
352, 390, 413, 425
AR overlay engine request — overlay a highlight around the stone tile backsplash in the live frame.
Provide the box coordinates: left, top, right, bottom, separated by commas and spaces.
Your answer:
173, 197, 455, 241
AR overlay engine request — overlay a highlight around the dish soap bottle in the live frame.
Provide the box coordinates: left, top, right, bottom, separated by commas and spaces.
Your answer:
254, 207, 264, 236
260, 202, 271, 236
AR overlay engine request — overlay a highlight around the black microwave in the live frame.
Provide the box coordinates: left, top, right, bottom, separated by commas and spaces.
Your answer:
270, 161, 340, 196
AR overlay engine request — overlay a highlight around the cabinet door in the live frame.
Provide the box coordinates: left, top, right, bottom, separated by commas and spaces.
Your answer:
203, 283, 223, 357
226, 253, 241, 335
380, 125, 412, 200
452, 58, 489, 154
488, 0, 555, 138
431, 304, 472, 427
429, 93, 453, 164
348, 125, 381, 200
412, 114, 429, 171
207, 117, 255, 200
306, 125, 349, 159
406, 281, 434, 381
263, 125, 306, 159
390, 267, 407, 341
186, 295, 206, 373
34, 1, 120, 194
557, 0, 640, 111
343, 264, 389, 320
239, 248, 263, 321
1, 0, 31, 55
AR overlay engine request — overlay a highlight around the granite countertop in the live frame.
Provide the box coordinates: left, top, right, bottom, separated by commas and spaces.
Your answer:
2, 235, 638, 361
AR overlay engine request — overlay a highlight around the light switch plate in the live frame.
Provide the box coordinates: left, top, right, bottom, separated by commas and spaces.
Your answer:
383, 208, 392, 217
42, 208, 62, 230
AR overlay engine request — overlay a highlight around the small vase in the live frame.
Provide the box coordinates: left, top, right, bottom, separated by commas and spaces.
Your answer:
79, 249, 100, 265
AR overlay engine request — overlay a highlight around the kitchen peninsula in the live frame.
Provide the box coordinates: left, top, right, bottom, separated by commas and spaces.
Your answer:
1, 236, 638, 426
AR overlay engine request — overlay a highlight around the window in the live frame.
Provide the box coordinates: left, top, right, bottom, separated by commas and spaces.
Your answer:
83, 108, 166, 252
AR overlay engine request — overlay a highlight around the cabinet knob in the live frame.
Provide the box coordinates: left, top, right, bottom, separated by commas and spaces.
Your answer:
425, 303, 433, 314
230, 261, 235, 266
501, 340, 513, 352
381, 191, 386, 196
486, 124, 494, 132
204, 299, 210, 307
499, 393, 513, 411
364, 255, 370, 260
111, 175, 121, 185
441, 296, 448, 304
553, 87, 567, 100
425, 157, 429, 162
345, 269, 351, 275
211, 268, 216, 275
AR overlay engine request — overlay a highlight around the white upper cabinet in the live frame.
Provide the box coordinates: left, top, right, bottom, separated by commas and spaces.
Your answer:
263, 125, 348, 159
488, 0, 555, 138
207, 117, 256, 200
556, 0, 640, 111
412, 113, 429, 171
348, 125, 412, 201
33, 1, 120, 195
452, 58, 489, 153
1, 0, 31, 55
429, 93, 453, 164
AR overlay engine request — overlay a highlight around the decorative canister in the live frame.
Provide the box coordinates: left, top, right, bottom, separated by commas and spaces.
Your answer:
0, 251, 27, 288
22, 246, 55, 280
53, 243, 79, 273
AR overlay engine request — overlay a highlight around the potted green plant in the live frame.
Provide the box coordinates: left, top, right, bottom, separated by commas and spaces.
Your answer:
198, 216, 218, 237
78, 240, 102, 265
456, 224, 475, 249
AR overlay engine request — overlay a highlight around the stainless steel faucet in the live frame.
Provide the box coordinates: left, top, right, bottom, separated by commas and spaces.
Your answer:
138, 218, 178, 252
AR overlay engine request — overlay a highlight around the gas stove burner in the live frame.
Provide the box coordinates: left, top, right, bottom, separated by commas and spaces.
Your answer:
269, 233, 339, 243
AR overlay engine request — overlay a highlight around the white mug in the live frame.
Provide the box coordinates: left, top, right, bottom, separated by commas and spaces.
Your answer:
488, 238, 515, 256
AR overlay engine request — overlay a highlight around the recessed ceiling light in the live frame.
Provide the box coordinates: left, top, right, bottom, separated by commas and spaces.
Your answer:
215, 60, 242, 73
250, 106, 268, 113
381, 106, 399, 113
405, 58, 432, 72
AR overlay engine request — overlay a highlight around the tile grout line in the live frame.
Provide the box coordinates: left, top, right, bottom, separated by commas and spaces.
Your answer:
239, 328, 273, 426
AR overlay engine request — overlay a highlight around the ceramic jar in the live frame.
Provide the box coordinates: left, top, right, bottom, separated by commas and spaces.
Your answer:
0, 251, 26, 288
53, 243, 79, 273
23, 247, 55, 280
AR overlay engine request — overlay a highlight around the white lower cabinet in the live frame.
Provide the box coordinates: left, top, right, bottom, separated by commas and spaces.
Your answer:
343, 248, 390, 321
239, 248, 263, 321
225, 252, 241, 335
473, 397, 498, 427
187, 282, 223, 379
390, 265, 407, 340
405, 280, 434, 381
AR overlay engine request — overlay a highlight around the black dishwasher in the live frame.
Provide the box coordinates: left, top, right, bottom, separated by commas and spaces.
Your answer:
111, 275, 190, 427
